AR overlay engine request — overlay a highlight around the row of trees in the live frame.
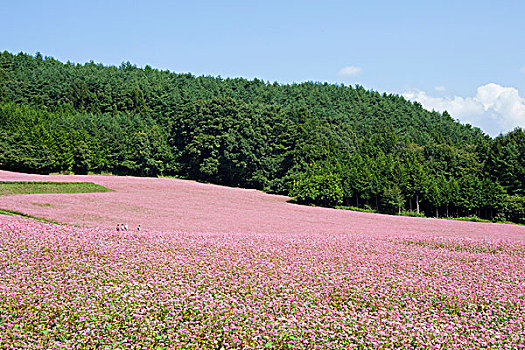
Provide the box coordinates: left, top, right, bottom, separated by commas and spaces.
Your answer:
292, 145, 522, 223
0, 51, 523, 223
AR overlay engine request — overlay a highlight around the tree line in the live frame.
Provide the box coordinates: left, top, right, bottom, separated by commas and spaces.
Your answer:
0, 51, 523, 224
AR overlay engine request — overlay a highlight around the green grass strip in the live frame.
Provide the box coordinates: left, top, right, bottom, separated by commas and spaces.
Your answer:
0, 208, 59, 224
0, 181, 111, 196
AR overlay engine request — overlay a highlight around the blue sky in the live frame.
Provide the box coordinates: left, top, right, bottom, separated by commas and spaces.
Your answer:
1, 0, 524, 136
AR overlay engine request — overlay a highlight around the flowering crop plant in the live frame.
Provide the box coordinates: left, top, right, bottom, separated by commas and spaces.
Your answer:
0, 170, 524, 348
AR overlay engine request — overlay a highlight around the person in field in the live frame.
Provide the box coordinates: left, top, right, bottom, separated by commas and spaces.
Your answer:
124, 223, 128, 231
137, 224, 141, 231
116, 224, 120, 232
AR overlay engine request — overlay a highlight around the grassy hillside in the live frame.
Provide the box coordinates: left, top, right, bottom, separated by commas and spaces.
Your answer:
0, 51, 523, 223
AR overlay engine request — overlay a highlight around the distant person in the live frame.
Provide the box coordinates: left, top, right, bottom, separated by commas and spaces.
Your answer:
116, 224, 120, 232
137, 224, 141, 231
124, 223, 128, 231
121, 224, 125, 231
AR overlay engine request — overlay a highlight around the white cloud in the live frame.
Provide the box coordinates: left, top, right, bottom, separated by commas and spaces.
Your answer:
434, 86, 446, 92
403, 83, 525, 137
338, 66, 362, 77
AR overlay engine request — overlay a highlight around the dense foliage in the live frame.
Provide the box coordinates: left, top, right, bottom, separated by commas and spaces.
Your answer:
0, 51, 523, 223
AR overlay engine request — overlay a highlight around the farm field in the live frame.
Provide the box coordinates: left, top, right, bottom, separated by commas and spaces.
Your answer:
0, 170, 523, 240
0, 170, 524, 348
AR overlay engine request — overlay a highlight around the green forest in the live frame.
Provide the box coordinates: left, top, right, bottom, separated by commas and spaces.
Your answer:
0, 51, 523, 223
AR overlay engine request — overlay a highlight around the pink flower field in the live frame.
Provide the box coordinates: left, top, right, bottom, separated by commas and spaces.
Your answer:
0, 170, 524, 348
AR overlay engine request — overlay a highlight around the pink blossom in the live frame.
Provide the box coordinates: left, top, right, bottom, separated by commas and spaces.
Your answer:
0, 170, 524, 348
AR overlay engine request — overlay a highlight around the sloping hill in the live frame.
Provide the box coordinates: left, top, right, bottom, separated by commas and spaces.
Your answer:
0, 51, 522, 223
0, 170, 522, 239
